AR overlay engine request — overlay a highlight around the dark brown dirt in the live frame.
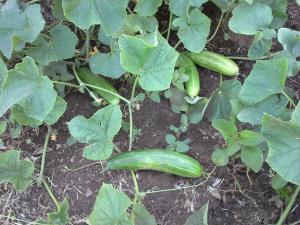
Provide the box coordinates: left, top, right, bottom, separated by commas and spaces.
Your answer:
1, 1, 300, 225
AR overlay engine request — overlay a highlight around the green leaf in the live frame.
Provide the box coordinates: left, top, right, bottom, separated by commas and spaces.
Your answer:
119, 33, 179, 91
184, 202, 208, 225
273, 50, 300, 77
239, 59, 288, 105
53, 0, 66, 20
0, 1, 45, 58
297, 0, 300, 6
262, 114, 300, 185
0, 57, 57, 120
0, 121, 7, 135
62, 0, 129, 35
169, 0, 208, 17
125, 14, 158, 34
175, 141, 190, 152
87, 183, 132, 225
166, 134, 176, 144
206, 90, 231, 122
263, 0, 288, 29
237, 94, 289, 125
173, 9, 211, 53
212, 119, 237, 142
0, 150, 34, 191
278, 28, 300, 57
239, 130, 263, 147
206, 80, 241, 122
12, 96, 66, 126
26, 25, 78, 65
241, 146, 263, 173
291, 103, 300, 125
135, 0, 162, 16
48, 199, 70, 225
44, 96, 67, 125
90, 49, 125, 79
0, 57, 7, 90
271, 174, 288, 190
211, 0, 230, 12
212, 149, 229, 166
248, 29, 276, 58
133, 203, 157, 225
67, 105, 122, 160
228, 2, 273, 35
186, 97, 208, 124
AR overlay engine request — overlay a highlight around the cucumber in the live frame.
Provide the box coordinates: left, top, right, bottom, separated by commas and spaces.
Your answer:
178, 54, 200, 97
77, 68, 120, 105
186, 51, 239, 76
107, 149, 203, 178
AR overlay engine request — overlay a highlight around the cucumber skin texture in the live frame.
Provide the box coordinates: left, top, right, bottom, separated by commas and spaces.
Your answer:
178, 54, 200, 97
107, 149, 204, 178
186, 51, 239, 76
77, 68, 120, 105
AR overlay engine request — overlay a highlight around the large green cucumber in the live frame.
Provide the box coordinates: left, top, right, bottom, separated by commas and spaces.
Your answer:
186, 50, 239, 76
77, 68, 120, 104
107, 149, 203, 178
178, 54, 200, 97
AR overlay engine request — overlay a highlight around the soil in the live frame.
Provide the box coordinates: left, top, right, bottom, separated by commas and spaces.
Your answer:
1, 1, 300, 225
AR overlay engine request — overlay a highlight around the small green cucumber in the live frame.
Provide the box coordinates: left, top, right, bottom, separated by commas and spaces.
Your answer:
178, 54, 200, 97
107, 149, 203, 178
77, 68, 120, 104
186, 50, 239, 76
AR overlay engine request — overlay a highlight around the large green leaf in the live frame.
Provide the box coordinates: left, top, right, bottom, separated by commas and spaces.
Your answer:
169, 0, 207, 17
134, 0, 162, 16
239, 59, 288, 105
184, 202, 208, 225
212, 119, 238, 142
262, 114, 300, 185
248, 29, 276, 58
0, 57, 7, 90
173, 8, 211, 53
0, 57, 57, 120
228, 2, 273, 35
0, 1, 44, 58
62, 0, 129, 35
48, 199, 70, 225
67, 105, 122, 160
263, 0, 287, 29
0, 150, 34, 191
26, 25, 78, 65
133, 203, 157, 225
241, 146, 263, 173
291, 103, 300, 125
237, 94, 289, 125
206, 80, 241, 122
90, 49, 125, 79
119, 33, 179, 91
53, 0, 66, 20
273, 50, 300, 77
278, 28, 300, 57
87, 183, 132, 225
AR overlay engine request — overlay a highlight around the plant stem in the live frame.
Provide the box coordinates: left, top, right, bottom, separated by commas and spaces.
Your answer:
207, 12, 224, 43
166, 13, 173, 41
282, 91, 297, 108
84, 29, 90, 59
52, 80, 80, 89
71, 66, 131, 104
37, 126, 52, 185
26, 0, 40, 5
43, 179, 60, 209
228, 55, 271, 61
174, 40, 181, 50
276, 185, 300, 225
128, 76, 140, 223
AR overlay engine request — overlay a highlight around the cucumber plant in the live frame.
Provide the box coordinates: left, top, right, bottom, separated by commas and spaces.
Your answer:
0, 0, 300, 224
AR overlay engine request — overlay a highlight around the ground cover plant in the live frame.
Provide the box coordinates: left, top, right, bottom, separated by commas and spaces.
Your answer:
0, 0, 300, 224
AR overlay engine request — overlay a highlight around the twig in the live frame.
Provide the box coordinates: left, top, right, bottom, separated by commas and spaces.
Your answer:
276, 186, 300, 225
207, 12, 225, 43
37, 126, 52, 185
